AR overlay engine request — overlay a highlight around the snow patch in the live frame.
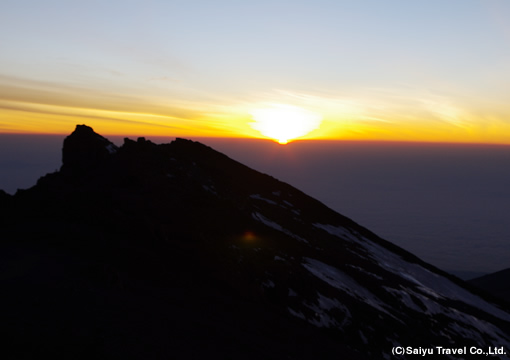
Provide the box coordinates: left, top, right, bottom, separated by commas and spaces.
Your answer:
302, 293, 351, 329
348, 264, 383, 280
359, 330, 368, 345
359, 236, 510, 322
317, 292, 346, 312
252, 212, 309, 243
442, 308, 510, 346
383, 286, 425, 313
288, 308, 306, 321
106, 143, 117, 154
250, 194, 277, 205
303, 257, 394, 317
291, 209, 301, 216
313, 223, 359, 242
263, 279, 275, 288
282, 200, 294, 208
202, 184, 218, 195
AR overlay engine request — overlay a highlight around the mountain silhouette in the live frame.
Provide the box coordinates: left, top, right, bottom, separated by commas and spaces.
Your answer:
0, 124, 509, 359
470, 269, 510, 304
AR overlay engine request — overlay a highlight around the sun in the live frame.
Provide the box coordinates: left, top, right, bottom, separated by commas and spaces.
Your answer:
250, 104, 322, 144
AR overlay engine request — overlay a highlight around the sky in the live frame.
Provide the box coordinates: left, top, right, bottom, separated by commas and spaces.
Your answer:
2, 0, 510, 143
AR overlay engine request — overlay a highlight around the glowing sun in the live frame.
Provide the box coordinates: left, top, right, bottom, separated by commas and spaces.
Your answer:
250, 104, 322, 144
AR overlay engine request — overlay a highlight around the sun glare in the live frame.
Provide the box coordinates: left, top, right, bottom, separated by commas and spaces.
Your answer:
250, 105, 322, 144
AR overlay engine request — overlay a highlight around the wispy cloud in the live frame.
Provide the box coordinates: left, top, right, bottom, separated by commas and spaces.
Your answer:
0, 100, 185, 130
237, 86, 510, 143
0, 74, 236, 135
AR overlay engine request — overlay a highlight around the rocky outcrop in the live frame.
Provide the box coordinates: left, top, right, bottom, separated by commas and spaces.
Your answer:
61, 124, 118, 175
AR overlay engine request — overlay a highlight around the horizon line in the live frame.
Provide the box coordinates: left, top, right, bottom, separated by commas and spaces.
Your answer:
1, 131, 510, 148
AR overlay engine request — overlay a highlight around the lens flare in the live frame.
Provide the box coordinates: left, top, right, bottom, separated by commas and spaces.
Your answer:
250, 104, 322, 144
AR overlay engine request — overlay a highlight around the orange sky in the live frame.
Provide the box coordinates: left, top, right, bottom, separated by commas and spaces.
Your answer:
2, 78, 510, 145
2, 1, 510, 144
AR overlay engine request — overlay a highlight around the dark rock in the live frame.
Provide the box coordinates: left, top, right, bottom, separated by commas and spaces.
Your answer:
469, 268, 510, 303
61, 124, 118, 175
1, 125, 509, 359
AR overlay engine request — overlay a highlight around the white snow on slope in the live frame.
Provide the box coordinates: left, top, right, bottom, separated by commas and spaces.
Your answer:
314, 223, 510, 322
252, 212, 308, 243
313, 223, 361, 242
290, 292, 351, 329
303, 257, 394, 318
347, 264, 383, 280
106, 143, 117, 154
202, 184, 218, 195
308, 223, 510, 346
359, 234, 510, 322
282, 200, 294, 208
250, 193, 300, 215
250, 194, 277, 205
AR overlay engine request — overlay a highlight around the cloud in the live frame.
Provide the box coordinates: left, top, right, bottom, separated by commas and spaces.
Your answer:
0, 100, 183, 130
0, 75, 201, 119
242, 87, 510, 143
0, 74, 234, 134
419, 97, 468, 128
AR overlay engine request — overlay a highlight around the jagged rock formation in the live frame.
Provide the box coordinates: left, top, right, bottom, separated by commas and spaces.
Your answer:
0, 125, 509, 359
61, 124, 118, 174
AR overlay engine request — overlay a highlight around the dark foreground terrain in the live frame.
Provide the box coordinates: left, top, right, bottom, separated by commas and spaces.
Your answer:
1, 125, 509, 359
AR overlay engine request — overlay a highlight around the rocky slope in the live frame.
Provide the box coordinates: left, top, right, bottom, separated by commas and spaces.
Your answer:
0, 125, 509, 359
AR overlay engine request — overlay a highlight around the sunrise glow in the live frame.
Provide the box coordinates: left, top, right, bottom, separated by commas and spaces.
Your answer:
1, 1, 510, 145
249, 105, 323, 144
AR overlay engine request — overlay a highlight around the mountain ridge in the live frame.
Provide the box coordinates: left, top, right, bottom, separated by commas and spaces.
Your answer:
1, 124, 509, 359
469, 269, 510, 304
